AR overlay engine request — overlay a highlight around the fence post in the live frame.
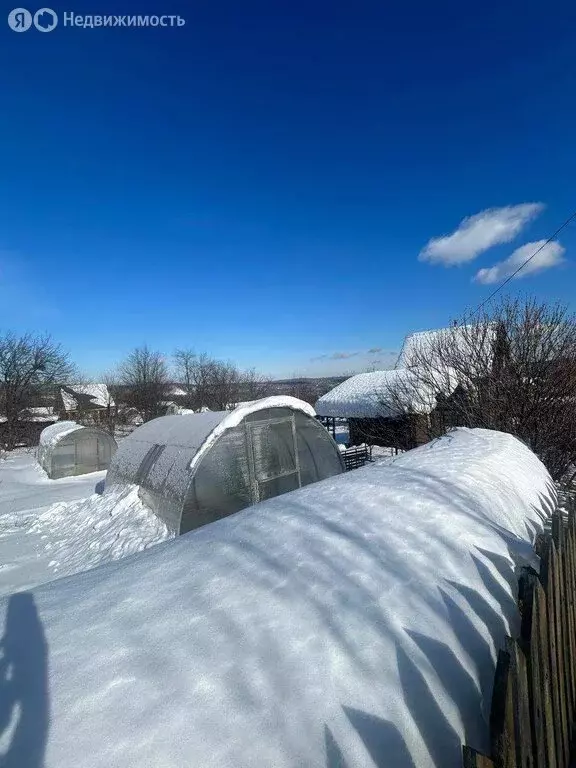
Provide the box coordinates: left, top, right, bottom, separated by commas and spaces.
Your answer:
504, 636, 534, 768
490, 647, 515, 766
541, 535, 566, 766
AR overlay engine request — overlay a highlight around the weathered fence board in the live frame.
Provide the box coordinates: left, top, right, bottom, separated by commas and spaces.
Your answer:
505, 636, 534, 768
462, 746, 495, 767
463, 506, 576, 767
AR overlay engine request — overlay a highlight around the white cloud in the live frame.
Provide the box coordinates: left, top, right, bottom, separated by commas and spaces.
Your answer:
419, 203, 544, 266
474, 240, 565, 284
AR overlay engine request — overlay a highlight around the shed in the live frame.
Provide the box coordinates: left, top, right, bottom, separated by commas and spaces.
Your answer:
39, 421, 118, 479
105, 396, 344, 534
316, 368, 458, 450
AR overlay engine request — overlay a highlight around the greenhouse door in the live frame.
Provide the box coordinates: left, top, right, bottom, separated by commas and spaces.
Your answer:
75, 437, 98, 475
247, 416, 301, 503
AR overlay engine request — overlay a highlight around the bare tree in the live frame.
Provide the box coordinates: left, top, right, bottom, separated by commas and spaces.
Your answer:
175, 349, 271, 411
286, 377, 319, 406
0, 332, 76, 449
174, 350, 214, 410
117, 345, 168, 422
237, 367, 273, 403
384, 296, 576, 481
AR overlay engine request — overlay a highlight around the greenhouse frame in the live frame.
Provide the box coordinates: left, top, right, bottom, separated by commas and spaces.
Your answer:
39, 421, 118, 479
105, 396, 344, 534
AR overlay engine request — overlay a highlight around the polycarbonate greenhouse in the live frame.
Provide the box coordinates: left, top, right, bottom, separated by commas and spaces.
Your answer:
105, 396, 344, 534
39, 421, 118, 479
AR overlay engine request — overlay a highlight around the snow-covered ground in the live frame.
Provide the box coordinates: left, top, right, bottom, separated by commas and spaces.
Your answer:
0, 428, 555, 768
0, 450, 172, 597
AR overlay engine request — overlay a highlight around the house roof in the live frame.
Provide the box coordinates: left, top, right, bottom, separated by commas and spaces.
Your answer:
315, 368, 458, 419
166, 385, 188, 397
19, 407, 58, 423
396, 324, 496, 370
60, 384, 115, 411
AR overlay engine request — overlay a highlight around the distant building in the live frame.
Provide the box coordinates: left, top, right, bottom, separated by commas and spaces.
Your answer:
165, 385, 188, 399
58, 384, 116, 424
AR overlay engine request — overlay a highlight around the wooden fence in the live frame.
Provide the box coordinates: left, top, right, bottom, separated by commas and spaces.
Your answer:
341, 444, 372, 471
463, 494, 576, 767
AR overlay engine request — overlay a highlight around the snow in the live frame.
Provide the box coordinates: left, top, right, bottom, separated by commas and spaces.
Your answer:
0, 408, 58, 424
315, 368, 457, 419
0, 428, 555, 768
188, 395, 316, 470
28, 485, 172, 581
0, 451, 172, 598
166, 385, 188, 397
396, 324, 496, 370
60, 383, 114, 411
225, 399, 260, 410
19, 407, 57, 423
38, 421, 83, 449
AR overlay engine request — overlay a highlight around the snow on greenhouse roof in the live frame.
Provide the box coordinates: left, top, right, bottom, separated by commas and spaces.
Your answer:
189, 396, 315, 470
39, 420, 84, 448
0, 428, 554, 768
115, 396, 316, 470
123, 410, 227, 452
60, 383, 115, 411
315, 368, 456, 418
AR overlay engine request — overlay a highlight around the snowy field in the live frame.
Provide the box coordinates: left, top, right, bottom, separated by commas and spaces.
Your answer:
0, 428, 556, 768
0, 450, 172, 597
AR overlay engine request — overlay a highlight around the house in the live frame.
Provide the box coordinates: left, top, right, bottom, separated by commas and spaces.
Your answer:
58, 384, 116, 424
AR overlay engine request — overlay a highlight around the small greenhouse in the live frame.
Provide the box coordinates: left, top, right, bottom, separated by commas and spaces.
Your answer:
39, 421, 118, 479
105, 396, 344, 534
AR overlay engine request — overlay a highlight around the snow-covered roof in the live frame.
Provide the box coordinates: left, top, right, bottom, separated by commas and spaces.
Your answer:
0, 428, 553, 768
188, 396, 315, 470
19, 406, 57, 422
60, 383, 115, 411
226, 400, 258, 410
117, 410, 226, 454
112, 396, 316, 459
166, 385, 188, 397
38, 420, 84, 448
315, 367, 457, 418
396, 324, 496, 370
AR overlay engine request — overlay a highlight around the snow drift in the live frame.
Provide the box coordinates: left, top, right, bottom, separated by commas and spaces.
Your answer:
0, 428, 555, 768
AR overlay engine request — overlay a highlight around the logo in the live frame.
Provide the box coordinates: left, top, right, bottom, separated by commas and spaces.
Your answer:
7, 7, 58, 31
34, 7, 57, 30
7, 8, 32, 31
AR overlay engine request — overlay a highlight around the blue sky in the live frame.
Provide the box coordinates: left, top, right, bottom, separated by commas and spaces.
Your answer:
1, 0, 575, 379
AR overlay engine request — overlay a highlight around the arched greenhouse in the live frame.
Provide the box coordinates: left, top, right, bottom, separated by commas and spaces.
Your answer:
39, 421, 117, 479
105, 396, 344, 534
